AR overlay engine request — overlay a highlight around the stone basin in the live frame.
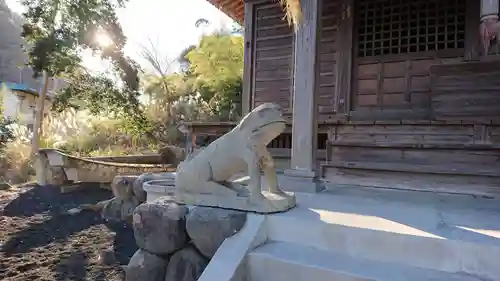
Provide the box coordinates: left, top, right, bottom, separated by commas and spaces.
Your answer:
143, 173, 176, 202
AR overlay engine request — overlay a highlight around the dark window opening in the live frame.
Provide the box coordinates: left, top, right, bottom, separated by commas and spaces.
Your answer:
356, 0, 466, 57
268, 133, 327, 150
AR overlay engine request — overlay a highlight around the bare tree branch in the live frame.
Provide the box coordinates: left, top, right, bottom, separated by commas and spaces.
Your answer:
138, 37, 174, 77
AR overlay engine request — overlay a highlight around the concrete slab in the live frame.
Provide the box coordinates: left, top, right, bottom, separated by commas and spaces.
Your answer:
265, 192, 500, 280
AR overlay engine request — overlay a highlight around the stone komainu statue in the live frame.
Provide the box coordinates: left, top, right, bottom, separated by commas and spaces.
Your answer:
175, 103, 296, 213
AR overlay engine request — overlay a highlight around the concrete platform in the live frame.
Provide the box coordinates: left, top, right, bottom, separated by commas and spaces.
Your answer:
195, 184, 500, 281
248, 242, 486, 281
262, 191, 500, 281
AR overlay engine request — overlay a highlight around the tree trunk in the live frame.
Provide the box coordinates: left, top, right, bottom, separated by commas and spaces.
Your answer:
31, 71, 49, 160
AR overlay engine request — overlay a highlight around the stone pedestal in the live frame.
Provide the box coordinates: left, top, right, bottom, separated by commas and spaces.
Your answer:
280, 169, 324, 193
175, 190, 296, 214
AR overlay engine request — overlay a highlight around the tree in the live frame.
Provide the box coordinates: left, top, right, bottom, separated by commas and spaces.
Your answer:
0, 85, 15, 153
231, 23, 244, 34
20, 0, 150, 140
185, 30, 244, 119
139, 38, 181, 124
20, 0, 142, 110
194, 18, 210, 28
178, 45, 196, 73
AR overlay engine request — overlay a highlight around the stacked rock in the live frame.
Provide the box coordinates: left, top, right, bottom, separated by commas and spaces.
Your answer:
126, 197, 247, 281
101, 172, 174, 222
101, 175, 142, 223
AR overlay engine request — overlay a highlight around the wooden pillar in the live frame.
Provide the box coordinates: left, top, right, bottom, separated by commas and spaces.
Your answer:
283, 0, 323, 192
242, 2, 255, 115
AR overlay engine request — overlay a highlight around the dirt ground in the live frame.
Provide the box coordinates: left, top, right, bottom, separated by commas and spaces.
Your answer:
0, 184, 138, 281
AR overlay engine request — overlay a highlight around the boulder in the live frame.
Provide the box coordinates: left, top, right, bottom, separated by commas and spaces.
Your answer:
126, 249, 167, 281
120, 196, 140, 222
186, 207, 247, 258
158, 145, 185, 166
164, 245, 208, 281
111, 175, 139, 200
132, 200, 189, 255
101, 197, 140, 223
132, 173, 173, 203
101, 198, 122, 222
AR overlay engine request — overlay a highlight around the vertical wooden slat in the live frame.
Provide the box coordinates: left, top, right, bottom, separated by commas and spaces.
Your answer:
242, 2, 255, 115
376, 62, 384, 105
334, 0, 353, 114
464, 0, 479, 60
404, 60, 412, 102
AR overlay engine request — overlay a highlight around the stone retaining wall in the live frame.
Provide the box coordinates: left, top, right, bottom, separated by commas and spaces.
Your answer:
126, 198, 247, 281
99, 172, 249, 281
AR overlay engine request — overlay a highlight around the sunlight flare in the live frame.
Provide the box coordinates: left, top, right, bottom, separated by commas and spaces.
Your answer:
94, 30, 113, 48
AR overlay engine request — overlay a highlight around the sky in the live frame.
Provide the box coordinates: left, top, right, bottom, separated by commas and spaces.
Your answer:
5, 0, 234, 73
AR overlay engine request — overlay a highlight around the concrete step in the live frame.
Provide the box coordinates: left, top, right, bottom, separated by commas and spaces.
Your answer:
265, 192, 500, 280
247, 242, 484, 281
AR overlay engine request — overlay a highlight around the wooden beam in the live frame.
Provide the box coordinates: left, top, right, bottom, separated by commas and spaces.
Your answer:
242, 2, 255, 115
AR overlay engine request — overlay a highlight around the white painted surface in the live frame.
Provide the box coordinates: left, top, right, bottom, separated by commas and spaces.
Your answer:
199, 214, 266, 281
248, 241, 485, 281
63, 167, 78, 182
143, 175, 176, 203
0, 87, 52, 125
46, 151, 65, 166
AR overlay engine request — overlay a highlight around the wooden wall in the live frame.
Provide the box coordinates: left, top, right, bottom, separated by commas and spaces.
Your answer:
249, 1, 294, 115
431, 60, 500, 122
316, 0, 339, 121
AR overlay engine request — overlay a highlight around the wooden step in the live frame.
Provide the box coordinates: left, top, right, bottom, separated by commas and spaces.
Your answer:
327, 140, 500, 150
321, 161, 500, 177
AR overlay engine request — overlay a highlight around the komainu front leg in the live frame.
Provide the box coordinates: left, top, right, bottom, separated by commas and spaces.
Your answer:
245, 152, 265, 200
260, 149, 285, 195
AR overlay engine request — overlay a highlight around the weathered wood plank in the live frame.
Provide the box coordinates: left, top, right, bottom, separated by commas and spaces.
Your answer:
334, 0, 353, 114
431, 61, 500, 121
242, 2, 255, 115
322, 167, 500, 198
251, 0, 294, 112
322, 161, 500, 177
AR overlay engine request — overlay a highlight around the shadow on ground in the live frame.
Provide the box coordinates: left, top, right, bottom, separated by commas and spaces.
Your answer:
0, 184, 138, 281
2, 184, 111, 218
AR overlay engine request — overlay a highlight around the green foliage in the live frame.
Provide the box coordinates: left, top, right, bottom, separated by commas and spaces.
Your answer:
0, 85, 15, 153
58, 117, 158, 156
184, 32, 244, 119
21, 0, 129, 78
20, 0, 149, 136
142, 30, 244, 122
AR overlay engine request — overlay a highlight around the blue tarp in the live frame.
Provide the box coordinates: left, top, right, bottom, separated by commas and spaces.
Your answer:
0, 82, 39, 96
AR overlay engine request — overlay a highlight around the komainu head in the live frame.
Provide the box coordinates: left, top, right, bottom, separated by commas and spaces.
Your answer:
237, 103, 286, 145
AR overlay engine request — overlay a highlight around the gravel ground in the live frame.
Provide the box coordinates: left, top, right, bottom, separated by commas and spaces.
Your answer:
0, 184, 138, 281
